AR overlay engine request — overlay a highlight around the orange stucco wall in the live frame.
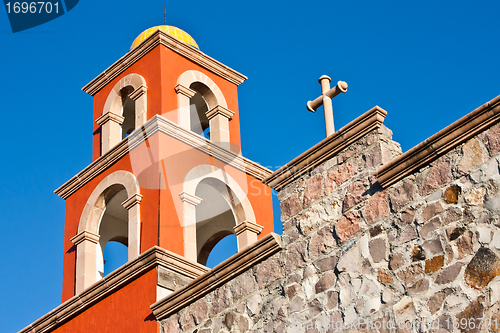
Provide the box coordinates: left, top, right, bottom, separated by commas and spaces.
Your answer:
56, 269, 158, 333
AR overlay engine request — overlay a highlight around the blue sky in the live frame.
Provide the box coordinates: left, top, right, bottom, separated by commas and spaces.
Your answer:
1, 1, 500, 332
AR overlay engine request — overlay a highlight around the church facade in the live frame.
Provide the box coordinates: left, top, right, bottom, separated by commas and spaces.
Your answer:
19, 25, 500, 333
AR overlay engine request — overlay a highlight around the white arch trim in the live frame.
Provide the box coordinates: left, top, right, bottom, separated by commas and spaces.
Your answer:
102, 73, 147, 116
99, 74, 148, 154
177, 70, 227, 108
181, 165, 258, 262
73, 170, 141, 294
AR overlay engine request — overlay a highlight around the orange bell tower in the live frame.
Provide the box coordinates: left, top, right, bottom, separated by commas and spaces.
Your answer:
50, 25, 274, 332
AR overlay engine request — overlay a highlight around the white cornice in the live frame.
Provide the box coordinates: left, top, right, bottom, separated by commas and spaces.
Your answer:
206, 105, 235, 120
121, 194, 143, 210
18, 246, 209, 333
179, 192, 203, 206
233, 221, 264, 236
70, 231, 100, 245
54, 115, 273, 199
82, 30, 247, 96
151, 233, 282, 320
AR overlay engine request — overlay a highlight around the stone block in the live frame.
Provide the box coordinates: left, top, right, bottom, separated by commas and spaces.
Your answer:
337, 245, 361, 274
407, 278, 429, 294
393, 296, 417, 325
425, 255, 445, 274
420, 202, 444, 222
335, 211, 361, 242
326, 290, 338, 310
281, 193, 302, 221
325, 163, 355, 193
309, 226, 335, 257
389, 180, 416, 212
286, 284, 301, 299
397, 264, 423, 285
394, 225, 418, 245
369, 238, 386, 263
378, 268, 393, 285
465, 187, 486, 205
400, 207, 416, 224
423, 239, 444, 255
364, 192, 389, 224
435, 262, 463, 285
343, 181, 369, 212
478, 226, 492, 244
390, 253, 405, 270
421, 216, 441, 238
485, 123, 500, 156
464, 247, 500, 289
315, 271, 337, 294
443, 207, 462, 225
315, 255, 338, 272
360, 233, 370, 259
369, 225, 383, 237
419, 157, 452, 195
459, 138, 485, 173
427, 288, 453, 315
442, 184, 462, 204
303, 174, 323, 207
285, 241, 307, 274
455, 295, 485, 333
457, 231, 473, 259
447, 225, 465, 241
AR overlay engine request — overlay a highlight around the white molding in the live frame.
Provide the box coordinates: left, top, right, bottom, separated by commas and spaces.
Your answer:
129, 85, 148, 101
206, 105, 235, 120
174, 84, 196, 98
179, 192, 203, 206
82, 30, 247, 96
121, 193, 143, 210
95, 111, 124, 126
233, 221, 264, 236
55, 115, 272, 200
70, 231, 100, 245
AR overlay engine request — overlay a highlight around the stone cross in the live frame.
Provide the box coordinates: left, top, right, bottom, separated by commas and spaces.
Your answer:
307, 75, 348, 137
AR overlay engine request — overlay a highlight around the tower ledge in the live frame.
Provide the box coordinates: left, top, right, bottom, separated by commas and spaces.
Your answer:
55, 114, 273, 199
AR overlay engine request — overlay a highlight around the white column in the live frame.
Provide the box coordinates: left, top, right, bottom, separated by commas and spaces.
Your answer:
121, 193, 143, 260
206, 105, 234, 148
233, 221, 264, 250
179, 192, 203, 262
71, 231, 100, 294
129, 84, 148, 128
96, 111, 125, 154
175, 84, 196, 130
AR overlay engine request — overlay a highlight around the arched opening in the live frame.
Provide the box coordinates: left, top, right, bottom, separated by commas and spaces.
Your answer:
195, 178, 237, 266
120, 86, 135, 139
205, 234, 238, 268
189, 90, 210, 138
102, 241, 129, 276
96, 186, 128, 279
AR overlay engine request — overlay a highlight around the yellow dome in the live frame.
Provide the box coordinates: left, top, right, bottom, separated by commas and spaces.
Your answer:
131, 25, 199, 50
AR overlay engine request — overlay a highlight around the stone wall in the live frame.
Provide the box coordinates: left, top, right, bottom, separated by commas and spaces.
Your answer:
160, 119, 500, 333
